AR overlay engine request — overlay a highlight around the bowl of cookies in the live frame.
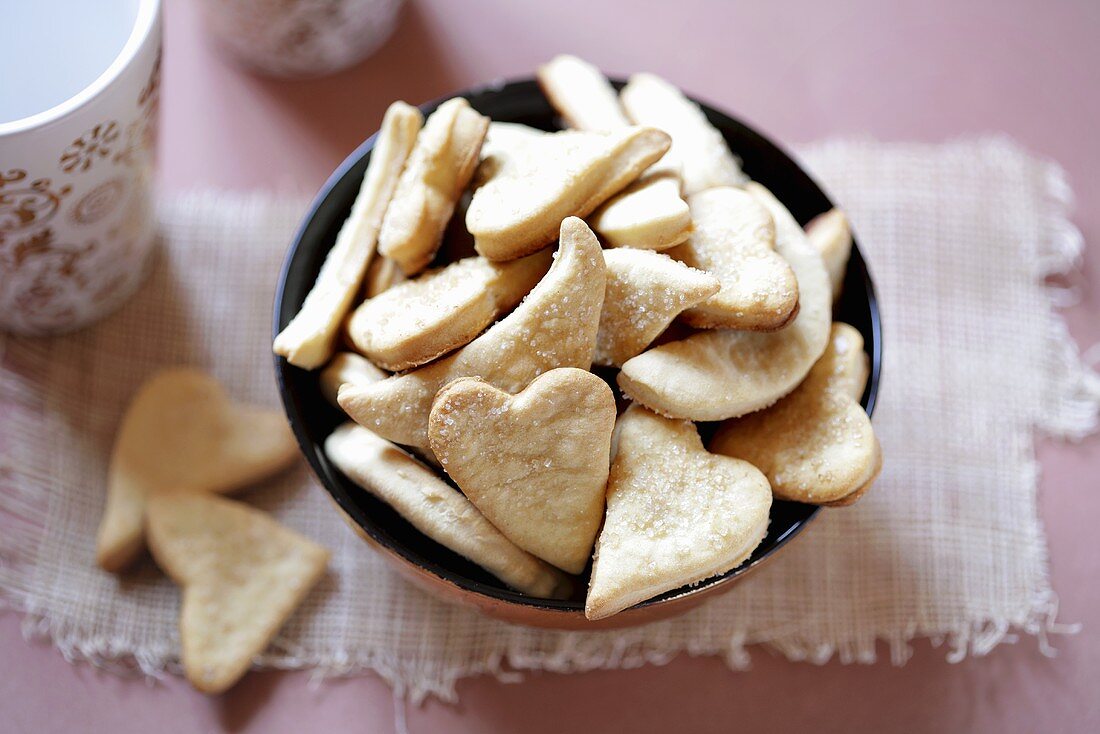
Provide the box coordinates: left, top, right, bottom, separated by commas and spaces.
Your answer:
273, 56, 882, 629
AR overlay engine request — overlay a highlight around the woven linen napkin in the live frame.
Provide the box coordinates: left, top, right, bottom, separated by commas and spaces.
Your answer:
1, 138, 1096, 702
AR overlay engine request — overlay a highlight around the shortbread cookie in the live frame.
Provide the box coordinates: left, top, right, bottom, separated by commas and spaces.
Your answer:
339, 217, 606, 450
618, 183, 831, 421
535, 58, 690, 250
805, 207, 852, 302
274, 102, 421, 368
711, 323, 881, 505
620, 73, 746, 195
477, 121, 546, 167
146, 492, 329, 694
467, 127, 670, 260
346, 250, 552, 371
586, 406, 771, 620
364, 255, 406, 298
96, 369, 298, 572
325, 423, 571, 597
428, 369, 615, 574
319, 352, 386, 407
589, 172, 692, 250
595, 249, 719, 367
672, 186, 799, 330
378, 97, 490, 274
537, 54, 630, 131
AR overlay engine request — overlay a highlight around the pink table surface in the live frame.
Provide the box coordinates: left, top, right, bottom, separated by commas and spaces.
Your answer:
3, 0, 1099, 731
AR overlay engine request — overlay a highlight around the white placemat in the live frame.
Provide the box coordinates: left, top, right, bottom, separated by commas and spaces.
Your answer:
1, 138, 1096, 702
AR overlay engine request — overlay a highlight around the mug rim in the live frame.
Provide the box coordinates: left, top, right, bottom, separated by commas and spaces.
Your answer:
0, 0, 161, 136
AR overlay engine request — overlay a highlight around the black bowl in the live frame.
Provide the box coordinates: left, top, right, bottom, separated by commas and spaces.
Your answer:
273, 77, 882, 627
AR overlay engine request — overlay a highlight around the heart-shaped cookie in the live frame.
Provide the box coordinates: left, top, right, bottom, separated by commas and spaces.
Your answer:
671, 186, 799, 330
711, 323, 881, 505
428, 368, 616, 574
586, 405, 772, 620
146, 491, 329, 694
95, 368, 298, 572
339, 217, 606, 451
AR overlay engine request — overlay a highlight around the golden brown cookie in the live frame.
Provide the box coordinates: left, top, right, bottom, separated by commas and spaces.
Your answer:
319, 352, 387, 407
595, 248, 719, 367
325, 423, 571, 597
537, 55, 630, 131
589, 172, 692, 250
586, 406, 772, 620
345, 250, 551, 371
146, 492, 329, 694
671, 186, 799, 330
805, 207, 852, 303
378, 97, 489, 274
710, 323, 881, 505
428, 368, 616, 574
617, 183, 831, 421
274, 102, 421, 368
96, 369, 298, 572
620, 73, 746, 195
467, 127, 670, 260
339, 217, 606, 451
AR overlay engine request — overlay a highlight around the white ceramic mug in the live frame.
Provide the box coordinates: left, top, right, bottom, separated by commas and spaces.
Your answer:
0, 0, 162, 335
197, 0, 404, 78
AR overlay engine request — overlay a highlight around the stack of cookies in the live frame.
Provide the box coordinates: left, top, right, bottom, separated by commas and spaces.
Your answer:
276, 56, 882, 621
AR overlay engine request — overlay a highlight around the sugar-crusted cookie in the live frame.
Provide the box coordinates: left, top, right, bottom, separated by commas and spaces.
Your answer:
537, 54, 630, 131
805, 207, 852, 303
146, 492, 329, 694
274, 102, 421, 368
620, 73, 746, 195
378, 97, 490, 274
325, 423, 571, 597
428, 368, 615, 574
96, 369, 298, 572
339, 217, 606, 450
710, 323, 880, 505
617, 183, 831, 421
585, 406, 771, 620
467, 127, 670, 261
345, 250, 551, 371
671, 186, 799, 330
319, 352, 386, 407
595, 249, 719, 367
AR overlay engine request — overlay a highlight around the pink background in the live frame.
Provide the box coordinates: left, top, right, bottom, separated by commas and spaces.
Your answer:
3, 0, 1099, 730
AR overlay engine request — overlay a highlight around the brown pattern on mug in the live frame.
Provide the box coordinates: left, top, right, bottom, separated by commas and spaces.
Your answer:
115, 53, 161, 168
59, 121, 121, 173
0, 227, 101, 330
70, 178, 128, 225
0, 170, 72, 240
